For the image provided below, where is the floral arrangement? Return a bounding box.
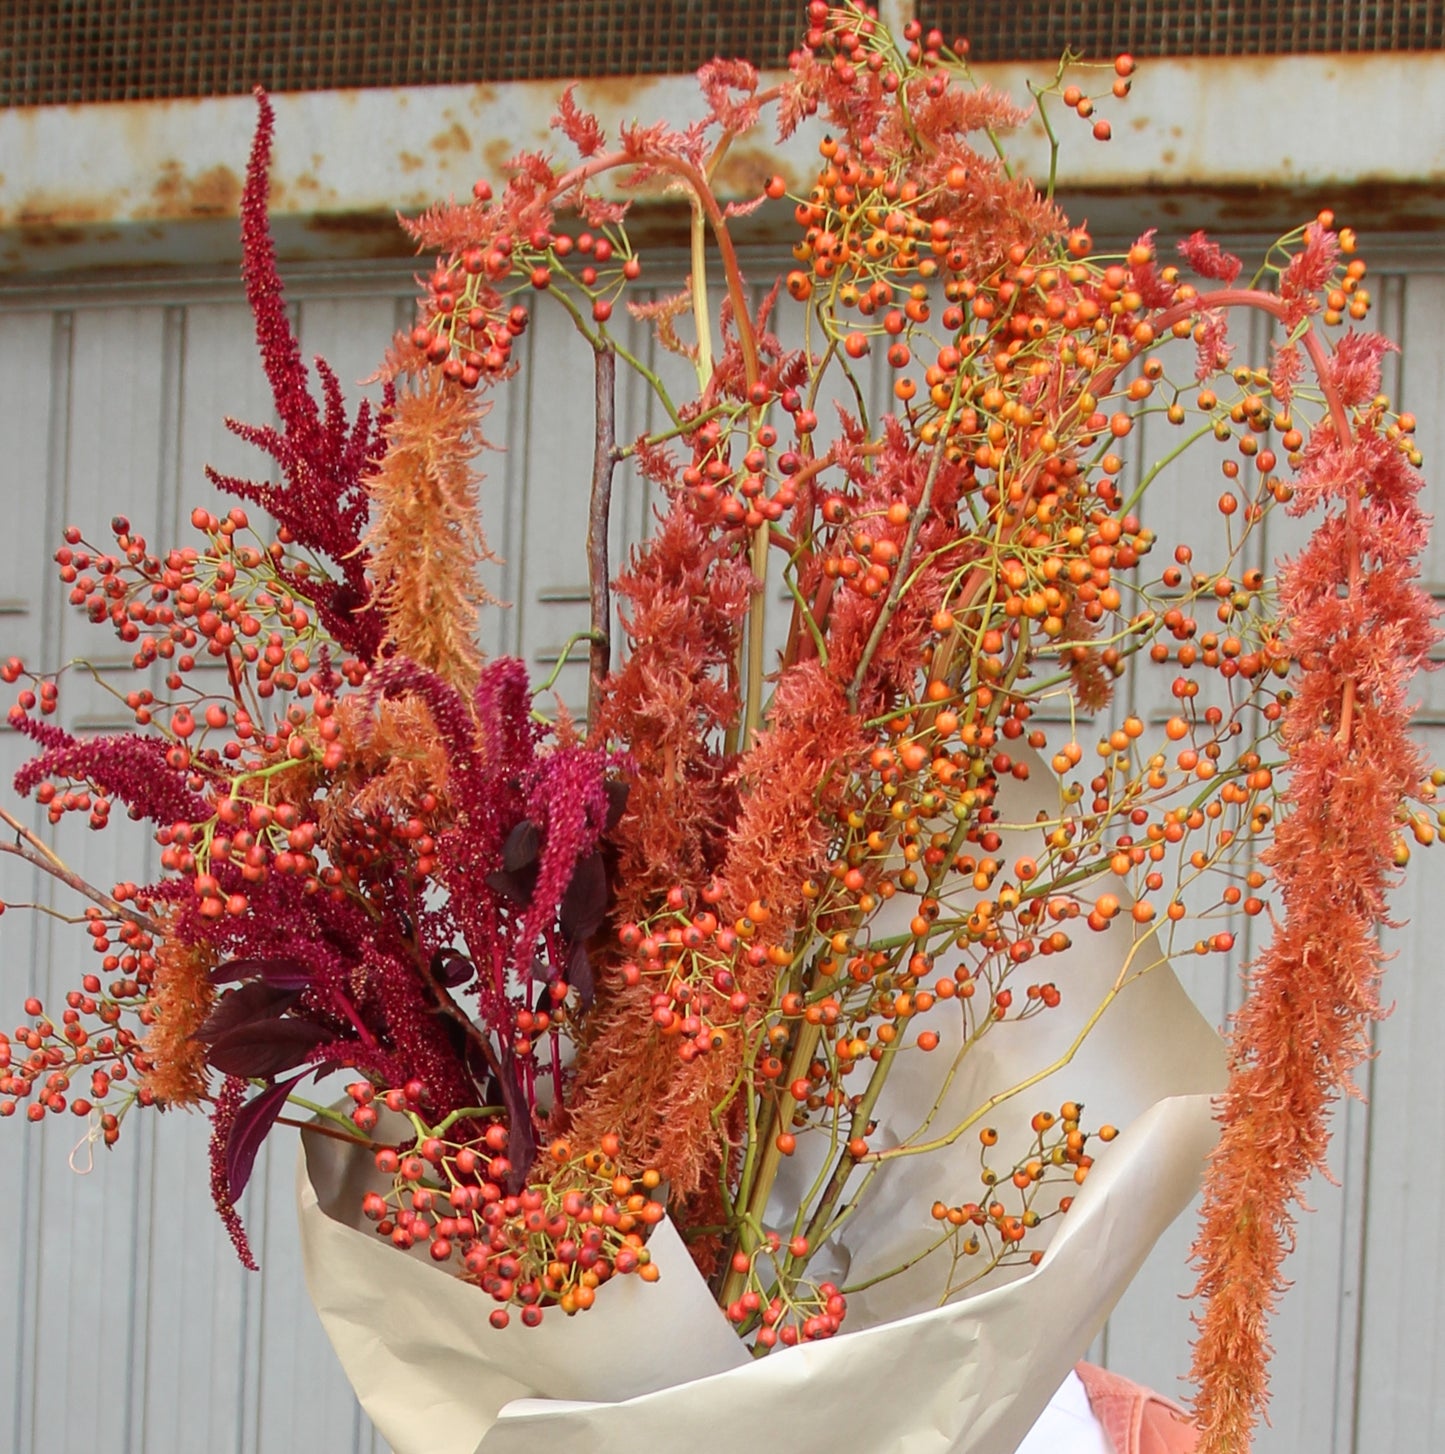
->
[0,6,1438,1450]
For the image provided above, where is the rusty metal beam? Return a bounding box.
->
[2,54,1443,276]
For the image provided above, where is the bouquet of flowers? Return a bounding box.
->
[1,6,1438,1451]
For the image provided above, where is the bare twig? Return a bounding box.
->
[846,424,953,713]
[588,343,618,725]
[0,806,164,936]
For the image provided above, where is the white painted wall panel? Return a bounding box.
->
[0,245,1441,1453]
[1354,758,1445,1452]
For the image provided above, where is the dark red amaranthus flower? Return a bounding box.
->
[11,717,209,827]
[207,90,392,664]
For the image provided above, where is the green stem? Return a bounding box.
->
[534,630,605,696]
[1120,419,1217,518]
[717,1017,824,1309]
[284,1095,358,1132]
[690,202,715,390]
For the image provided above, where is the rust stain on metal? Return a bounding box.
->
[15,220,94,249]
[303,208,411,247]
[1210,178,1445,232]
[482,137,515,179]
[1,191,123,248]
[570,74,658,110]
[12,218,125,253]
[710,143,797,199]
[1065,177,1445,235]
[142,161,242,220]
[431,120,473,155]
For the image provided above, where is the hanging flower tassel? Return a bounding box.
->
[1189,341,1440,1450]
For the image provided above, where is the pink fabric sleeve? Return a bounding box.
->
[1073,1361,1201,1454]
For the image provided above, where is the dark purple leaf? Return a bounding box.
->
[432,950,475,988]
[502,819,541,873]
[604,778,630,830]
[226,1072,306,1201]
[210,956,316,990]
[486,865,539,906]
[567,941,595,1011]
[559,852,608,941]
[206,1018,332,1078]
[487,819,542,905]
[496,1051,537,1194]
[194,982,300,1044]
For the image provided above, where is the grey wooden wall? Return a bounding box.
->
[1,247,1440,1452]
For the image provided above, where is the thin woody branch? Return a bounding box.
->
[0,806,163,937]
[588,342,618,725]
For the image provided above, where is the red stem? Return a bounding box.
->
[543,150,761,386]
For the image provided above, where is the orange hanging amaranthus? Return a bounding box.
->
[1188,299,1439,1450]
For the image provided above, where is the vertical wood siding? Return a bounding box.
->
[1,249,1440,1451]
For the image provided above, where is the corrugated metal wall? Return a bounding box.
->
[1,247,1441,1452]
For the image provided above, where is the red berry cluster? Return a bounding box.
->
[350,1084,662,1325]
[928,1104,1117,1283]
[616,890,765,1064]
[0,926,158,1132]
[677,406,812,534]
[724,1230,848,1348]
[15,509,443,922]
[526,226,642,325]
[52,513,324,688]
[408,241,531,389]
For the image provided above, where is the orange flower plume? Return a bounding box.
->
[364,369,499,695]
[1190,399,1439,1450]
[140,906,218,1108]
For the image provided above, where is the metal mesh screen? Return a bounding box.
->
[0,0,800,107]
[919,0,1443,60]
[3,1,1441,108]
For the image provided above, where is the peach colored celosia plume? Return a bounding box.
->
[559,502,750,1202]
[140,905,218,1108]
[363,370,498,695]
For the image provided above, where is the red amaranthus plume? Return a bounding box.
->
[1189,400,1439,1451]
[208,1075,259,1270]
[209,90,392,664]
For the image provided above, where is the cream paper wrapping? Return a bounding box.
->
[297,754,1227,1453]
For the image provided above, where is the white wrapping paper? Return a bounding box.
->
[297,755,1227,1453]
